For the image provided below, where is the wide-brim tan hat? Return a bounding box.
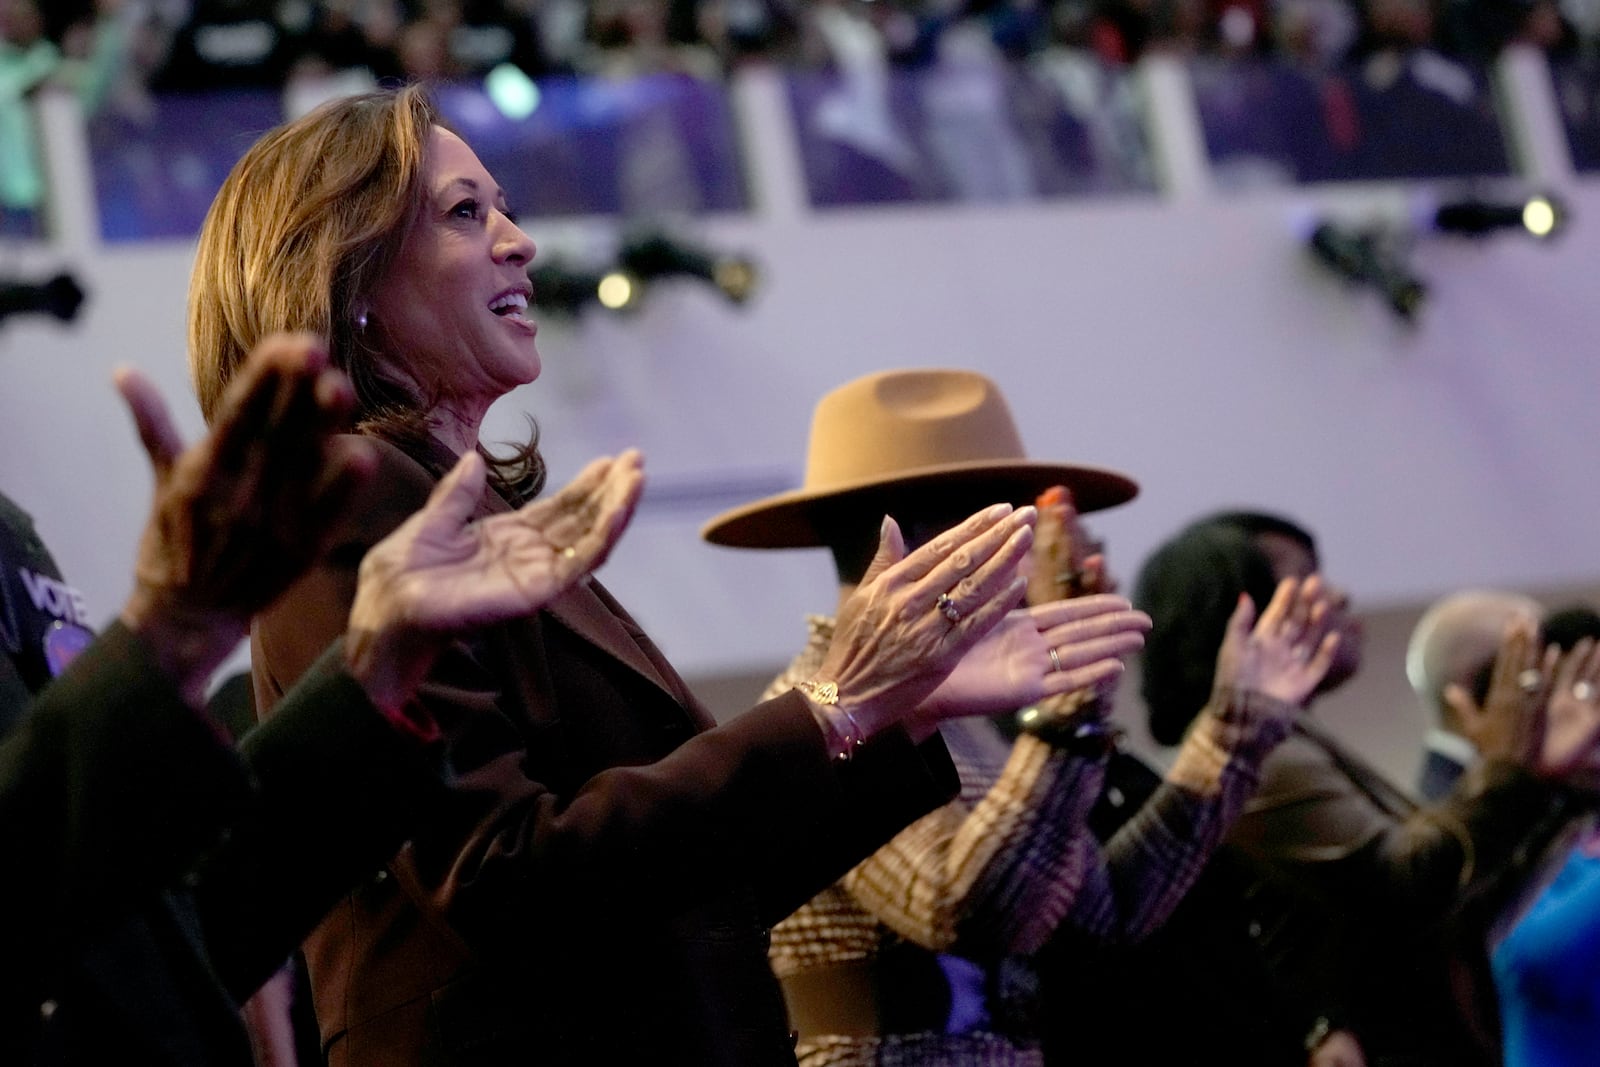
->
[702,368,1138,549]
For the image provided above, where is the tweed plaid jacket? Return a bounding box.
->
[766,616,1297,1067]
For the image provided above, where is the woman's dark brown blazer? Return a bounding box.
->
[251,436,959,1066]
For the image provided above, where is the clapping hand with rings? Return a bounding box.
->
[917,594,1151,719]
[808,504,1039,743]
[346,448,644,713]
[1211,575,1343,709]
[1529,636,1600,780]
[1465,621,1559,766]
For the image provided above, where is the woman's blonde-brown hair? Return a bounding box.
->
[188,84,543,500]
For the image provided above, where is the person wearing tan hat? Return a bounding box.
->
[703,368,1344,1066]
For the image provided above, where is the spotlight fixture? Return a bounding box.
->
[528,231,758,318]
[1307,223,1427,322]
[529,260,642,317]
[0,273,86,326]
[617,231,759,304]
[1432,193,1568,240]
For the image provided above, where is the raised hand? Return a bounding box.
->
[117,333,373,703]
[917,595,1149,720]
[345,448,644,715]
[1465,621,1556,765]
[1026,485,1112,607]
[810,505,1036,741]
[1532,637,1600,779]
[351,448,642,634]
[1213,576,1342,708]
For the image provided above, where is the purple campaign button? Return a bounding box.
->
[43,621,94,676]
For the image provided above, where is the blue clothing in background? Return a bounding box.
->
[1493,848,1600,1067]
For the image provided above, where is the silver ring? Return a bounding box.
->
[1049,648,1062,673]
[1293,646,1310,663]
[1575,681,1597,703]
[1518,668,1544,694]
[936,593,962,624]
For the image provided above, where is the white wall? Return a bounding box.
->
[3,57,1599,786]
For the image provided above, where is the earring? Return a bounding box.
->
[356,308,369,330]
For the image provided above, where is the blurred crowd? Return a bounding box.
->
[0,0,1590,228]
[1,0,1591,114]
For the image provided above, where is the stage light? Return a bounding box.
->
[0,273,86,326]
[1523,196,1558,238]
[530,261,613,316]
[596,271,639,311]
[529,231,758,318]
[530,260,643,316]
[617,231,759,304]
[486,63,540,120]
[1307,223,1427,322]
[1432,193,1567,240]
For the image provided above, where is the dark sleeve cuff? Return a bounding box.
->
[44,621,251,912]
[196,638,447,998]
[723,692,959,922]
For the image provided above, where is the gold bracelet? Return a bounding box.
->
[796,679,838,705]
[797,680,863,762]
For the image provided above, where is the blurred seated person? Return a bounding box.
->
[693,0,803,70]
[1069,511,1587,1067]
[154,0,301,91]
[1406,589,1543,800]
[298,0,404,79]
[582,0,722,78]
[703,370,1341,1066]
[407,0,551,80]
[1441,0,1574,58]
[0,333,643,1064]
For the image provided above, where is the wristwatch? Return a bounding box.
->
[1016,701,1122,758]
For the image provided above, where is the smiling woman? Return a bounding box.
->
[363,128,541,455]
[188,90,547,502]
[181,85,1074,1067]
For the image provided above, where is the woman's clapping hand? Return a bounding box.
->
[1213,576,1343,709]
[346,448,644,715]
[808,505,1036,741]
[916,595,1149,721]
